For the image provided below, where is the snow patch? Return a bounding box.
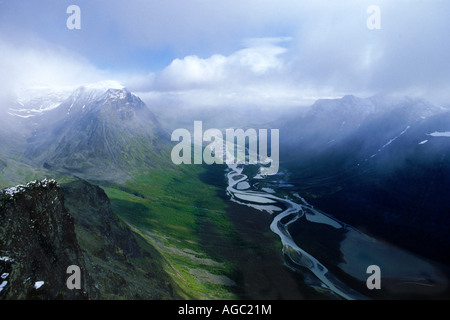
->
[0,257,14,262]
[34,281,45,289]
[12,86,73,117]
[7,112,35,119]
[1,179,58,199]
[370,126,410,159]
[428,131,450,137]
[381,126,410,149]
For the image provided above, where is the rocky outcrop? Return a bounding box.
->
[0,178,179,300]
[62,179,178,299]
[0,179,89,299]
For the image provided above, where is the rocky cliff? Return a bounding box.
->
[62,179,178,299]
[0,178,179,300]
[0,179,89,299]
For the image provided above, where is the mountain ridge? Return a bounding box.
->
[279,94,450,264]
[19,84,170,183]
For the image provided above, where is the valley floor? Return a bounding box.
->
[103,163,327,299]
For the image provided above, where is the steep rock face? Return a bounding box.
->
[61,179,179,299]
[0,179,89,299]
[0,178,179,300]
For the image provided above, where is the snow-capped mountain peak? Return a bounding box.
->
[7,80,126,119]
[69,81,126,102]
[9,86,74,118]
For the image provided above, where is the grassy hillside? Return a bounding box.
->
[102,164,241,299]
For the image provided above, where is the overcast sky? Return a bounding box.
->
[0,0,449,108]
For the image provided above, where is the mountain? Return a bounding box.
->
[281,94,448,176]
[0,178,180,300]
[0,82,186,300]
[279,95,450,264]
[61,179,179,299]
[282,94,445,157]
[20,83,169,182]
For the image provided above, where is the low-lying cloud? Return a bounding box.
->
[0,40,107,98]
[130,38,335,109]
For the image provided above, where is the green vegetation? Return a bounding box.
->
[0,146,243,299]
[103,164,240,299]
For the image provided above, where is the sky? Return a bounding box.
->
[0,0,449,108]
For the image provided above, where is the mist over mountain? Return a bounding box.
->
[0,82,170,183]
[2,0,450,303]
[279,94,450,264]
[0,83,184,300]
[1,82,449,300]
[282,94,446,155]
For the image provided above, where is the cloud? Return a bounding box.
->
[1,1,450,107]
[129,38,314,109]
[0,39,109,100]
[155,55,227,90]
[120,1,450,108]
[154,44,286,90]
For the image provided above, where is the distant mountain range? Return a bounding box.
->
[279,94,450,264]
